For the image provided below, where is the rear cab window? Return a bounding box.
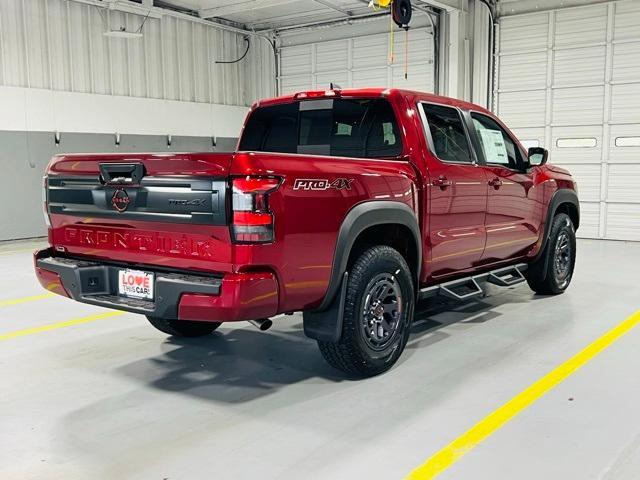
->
[238,97,402,159]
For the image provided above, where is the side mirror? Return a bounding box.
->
[528,147,548,167]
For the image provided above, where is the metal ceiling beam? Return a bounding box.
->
[73,0,163,18]
[199,0,301,19]
[498,0,608,16]
[265,10,385,33]
[68,0,266,37]
[312,0,353,17]
[269,6,440,34]
[414,0,461,12]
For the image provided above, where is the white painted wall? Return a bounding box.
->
[0,86,249,139]
[0,0,273,139]
[0,0,274,106]
[438,0,492,107]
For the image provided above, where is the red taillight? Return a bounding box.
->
[233,211,273,226]
[231,176,281,243]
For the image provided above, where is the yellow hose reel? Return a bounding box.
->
[368,0,412,78]
[368,0,392,10]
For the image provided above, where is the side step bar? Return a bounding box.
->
[419,264,528,301]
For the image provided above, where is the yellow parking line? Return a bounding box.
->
[0,292,55,308]
[0,311,126,341]
[0,247,42,255]
[406,309,640,480]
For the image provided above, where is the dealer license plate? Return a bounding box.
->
[118,269,154,300]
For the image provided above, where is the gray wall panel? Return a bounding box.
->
[57,133,123,153]
[168,136,216,152]
[0,131,41,241]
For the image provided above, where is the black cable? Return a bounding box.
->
[215,38,251,64]
[95,4,106,24]
[136,9,153,33]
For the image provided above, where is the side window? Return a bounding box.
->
[420,103,473,163]
[470,112,521,169]
[330,98,402,158]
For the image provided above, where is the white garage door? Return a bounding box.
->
[278,18,435,95]
[497,0,640,241]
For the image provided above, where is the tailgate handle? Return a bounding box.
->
[99,163,145,185]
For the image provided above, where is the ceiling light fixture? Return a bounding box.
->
[103,28,143,38]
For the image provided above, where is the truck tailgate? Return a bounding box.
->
[46,153,234,273]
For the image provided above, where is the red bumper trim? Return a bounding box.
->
[178,272,278,322]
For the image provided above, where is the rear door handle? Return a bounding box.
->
[432,176,453,189]
[489,177,503,189]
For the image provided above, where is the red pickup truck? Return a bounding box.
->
[35,88,579,377]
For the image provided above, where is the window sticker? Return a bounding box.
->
[335,123,353,135]
[382,122,396,145]
[480,129,509,164]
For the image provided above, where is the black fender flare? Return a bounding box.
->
[303,201,421,342]
[534,188,580,264]
[531,188,580,278]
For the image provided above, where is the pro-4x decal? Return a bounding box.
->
[293,178,354,191]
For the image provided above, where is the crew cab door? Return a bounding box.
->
[465,111,541,264]
[417,102,488,280]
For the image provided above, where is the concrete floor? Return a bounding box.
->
[1,238,639,480]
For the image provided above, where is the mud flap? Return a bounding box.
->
[303,272,348,342]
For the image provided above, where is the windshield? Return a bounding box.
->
[238,98,402,159]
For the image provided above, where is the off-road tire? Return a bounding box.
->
[146,316,221,337]
[525,212,576,295]
[318,245,414,377]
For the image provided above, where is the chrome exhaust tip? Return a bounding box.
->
[249,318,273,331]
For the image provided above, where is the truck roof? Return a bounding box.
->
[254,87,491,115]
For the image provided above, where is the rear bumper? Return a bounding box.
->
[34,249,278,322]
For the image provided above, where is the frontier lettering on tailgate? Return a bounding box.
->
[63,227,215,258]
